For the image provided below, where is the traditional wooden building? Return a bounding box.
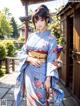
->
[58,2,80,102]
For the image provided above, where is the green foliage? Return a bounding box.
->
[3,7,12,19]
[3,40,15,56]
[0,67,5,77]
[0,69,4,77]
[0,42,6,60]
[57,36,65,46]
[0,42,6,76]
[0,41,6,76]
[10,17,19,38]
[49,15,61,35]
[49,15,64,46]
[0,61,6,77]
[0,12,13,38]
[0,40,15,77]
[18,35,25,43]
[48,5,65,46]
[17,36,24,48]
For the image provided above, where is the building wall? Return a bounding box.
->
[59,3,80,101]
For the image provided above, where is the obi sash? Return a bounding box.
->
[28,50,48,62]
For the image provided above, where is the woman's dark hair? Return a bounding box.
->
[32,5,50,26]
[39,5,49,13]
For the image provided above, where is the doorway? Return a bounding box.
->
[66,16,73,90]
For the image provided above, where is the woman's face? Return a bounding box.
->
[35,17,47,32]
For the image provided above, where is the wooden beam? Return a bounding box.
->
[24,3,28,43]
[21,0,54,5]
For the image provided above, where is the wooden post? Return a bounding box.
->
[12,59,15,71]
[5,57,15,73]
[24,3,28,43]
[5,58,9,74]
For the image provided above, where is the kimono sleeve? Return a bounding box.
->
[17,33,33,61]
[46,36,57,76]
[17,42,28,62]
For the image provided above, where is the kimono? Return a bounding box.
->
[14,30,64,106]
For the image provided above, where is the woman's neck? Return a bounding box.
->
[37,27,48,33]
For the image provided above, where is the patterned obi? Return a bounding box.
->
[28,50,48,62]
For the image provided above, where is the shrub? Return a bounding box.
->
[0,42,6,60]
[0,68,5,77]
[0,42,6,76]
[3,40,15,56]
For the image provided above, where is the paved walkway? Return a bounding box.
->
[0,70,80,106]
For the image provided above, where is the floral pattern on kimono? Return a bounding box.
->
[14,31,64,106]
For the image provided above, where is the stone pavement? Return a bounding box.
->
[0,70,80,106]
[0,71,19,106]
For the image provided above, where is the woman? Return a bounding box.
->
[14,5,64,106]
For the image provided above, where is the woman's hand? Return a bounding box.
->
[27,56,42,67]
[44,77,51,93]
[53,61,59,67]
[53,61,61,68]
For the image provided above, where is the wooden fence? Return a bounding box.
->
[5,57,17,73]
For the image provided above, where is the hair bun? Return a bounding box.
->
[39,5,51,23]
[32,4,51,26]
[39,5,49,13]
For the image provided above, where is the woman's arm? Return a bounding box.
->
[46,36,57,76]
[45,36,57,92]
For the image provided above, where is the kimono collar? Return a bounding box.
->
[36,30,51,37]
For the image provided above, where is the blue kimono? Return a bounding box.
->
[14,30,64,106]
